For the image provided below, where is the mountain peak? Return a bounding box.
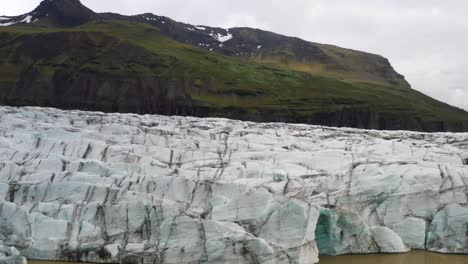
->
[28,0,97,27]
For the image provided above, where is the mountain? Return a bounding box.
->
[0,0,97,27]
[0,0,467,132]
[1,0,410,87]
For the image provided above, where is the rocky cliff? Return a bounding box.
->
[0,106,467,263]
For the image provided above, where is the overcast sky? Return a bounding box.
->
[4,0,468,111]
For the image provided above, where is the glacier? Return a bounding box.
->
[0,106,467,264]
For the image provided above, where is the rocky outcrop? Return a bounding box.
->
[0,0,97,28]
[0,106,467,263]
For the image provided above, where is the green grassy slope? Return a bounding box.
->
[248,49,407,88]
[0,20,467,131]
[224,28,409,87]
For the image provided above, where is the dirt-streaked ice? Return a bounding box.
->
[0,106,467,263]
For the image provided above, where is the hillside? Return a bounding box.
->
[0,0,410,87]
[0,0,467,131]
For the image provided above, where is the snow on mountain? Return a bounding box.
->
[0,106,467,263]
[0,20,18,27]
[0,15,38,27]
[209,30,233,43]
[21,15,33,23]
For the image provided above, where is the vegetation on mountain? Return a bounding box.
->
[0,0,467,131]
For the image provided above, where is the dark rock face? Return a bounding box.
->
[4,79,468,133]
[19,0,97,27]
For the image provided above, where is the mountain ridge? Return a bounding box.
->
[0,0,467,132]
[0,0,409,87]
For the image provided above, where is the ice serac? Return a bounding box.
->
[0,244,27,264]
[0,106,321,263]
[0,106,467,263]
[370,227,409,253]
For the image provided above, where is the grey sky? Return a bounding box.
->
[4,0,468,111]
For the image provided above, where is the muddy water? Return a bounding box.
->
[319,250,468,264]
[29,261,91,264]
[29,262,86,264]
[28,251,468,264]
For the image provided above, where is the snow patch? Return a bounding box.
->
[21,15,33,24]
[257,45,262,49]
[0,14,38,27]
[209,30,233,43]
[0,20,17,27]
[195,26,206,30]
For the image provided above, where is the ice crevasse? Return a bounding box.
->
[0,106,467,263]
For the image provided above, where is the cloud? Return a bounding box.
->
[2,0,468,111]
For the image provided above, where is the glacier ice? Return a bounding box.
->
[0,106,467,263]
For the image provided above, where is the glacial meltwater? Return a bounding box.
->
[319,251,468,264]
[28,251,468,264]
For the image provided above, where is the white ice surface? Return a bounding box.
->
[0,106,466,263]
